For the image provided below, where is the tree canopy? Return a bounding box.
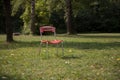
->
[0,0,120,36]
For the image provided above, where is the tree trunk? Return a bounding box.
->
[3,0,13,42]
[30,0,35,35]
[65,0,74,34]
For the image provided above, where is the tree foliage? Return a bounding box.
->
[12,0,36,35]
[1,0,120,35]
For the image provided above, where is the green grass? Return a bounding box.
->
[0,33,120,80]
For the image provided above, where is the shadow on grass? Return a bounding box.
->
[59,34,120,38]
[0,40,120,50]
[79,35,120,38]
[64,41,120,49]
[0,74,23,80]
[61,55,82,59]
[0,41,39,50]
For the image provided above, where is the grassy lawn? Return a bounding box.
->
[0,33,120,80]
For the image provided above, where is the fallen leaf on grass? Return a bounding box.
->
[116,58,120,61]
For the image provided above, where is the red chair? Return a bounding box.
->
[39,26,64,56]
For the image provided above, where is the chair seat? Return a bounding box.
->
[41,40,48,43]
[48,40,63,44]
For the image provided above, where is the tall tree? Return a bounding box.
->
[30,0,35,34]
[3,0,14,42]
[47,0,74,34]
[0,0,5,34]
[65,0,74,34]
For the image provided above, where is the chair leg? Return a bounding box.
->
[56,44,59,56]
[39,42,42,54]
[46,42,49,57]
[61,42,64,56]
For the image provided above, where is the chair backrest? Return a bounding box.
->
[40,26,55,33]
[40,26,56,40]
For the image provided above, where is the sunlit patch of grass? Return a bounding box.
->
[0,34,120,80]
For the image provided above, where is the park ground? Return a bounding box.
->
[0,33,120,80]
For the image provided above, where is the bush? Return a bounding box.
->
[74,4,120,33]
